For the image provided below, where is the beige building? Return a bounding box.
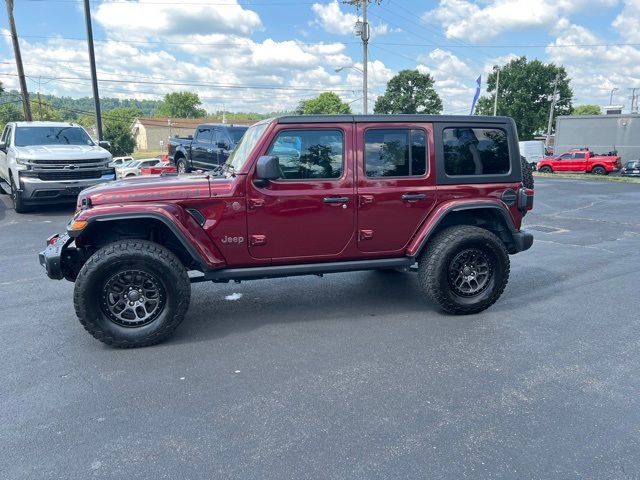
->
[131,117,208,151]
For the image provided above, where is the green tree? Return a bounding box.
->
[572,104,601,116]
[30,99,62,121]
[156,91,206,118]
[475,57,573,140]
[102,107,140,156]
[296,92,352,115]
[0,102,24,130]
[374,70,442,114]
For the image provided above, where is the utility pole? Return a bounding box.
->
[546,73,560,146]
[630,88,639,114]
[492,65,500,116]
[5,0,32,120]
[361,0,369,114]
[83,0,103,140]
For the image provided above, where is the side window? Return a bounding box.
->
[574,153,586,159]
[195,127,212,144]
[267,129,343,180]
[214,129,228,147]
[365,128,427,177]
[443,127,510,176]
[559,154,571,160]
[5,126,12,146]
[0,126,8,144]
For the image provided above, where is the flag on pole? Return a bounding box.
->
[470,75,481,115]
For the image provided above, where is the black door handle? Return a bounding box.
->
[401,193,428,201]
[323,196,350,204]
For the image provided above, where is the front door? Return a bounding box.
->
[191,126,214,169]
[246,124,355,261]
[356,123,437,254]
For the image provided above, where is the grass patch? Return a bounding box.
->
[132,149,164,160]
[533,172,640,184]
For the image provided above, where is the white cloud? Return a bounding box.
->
[94,0,262,39]
[311,1,391,37]
[423,0,618,42]
[612,0,640,42]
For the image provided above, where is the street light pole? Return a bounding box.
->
[609,87,618,105]
[492,65,500,116]
[546,74,560,146]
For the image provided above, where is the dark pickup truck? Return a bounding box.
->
[168,123,248,174]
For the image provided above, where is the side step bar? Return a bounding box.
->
[191,257,416,283]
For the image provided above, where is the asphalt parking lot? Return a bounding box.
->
[1,177,639,480]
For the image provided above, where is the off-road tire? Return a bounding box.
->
[539,165,553,174]
[520,155,534,189]
[418,225,510,315]
[10,176,29,213]
[73,240,191,348]
[176,158,189,174]
[592,166,607,175]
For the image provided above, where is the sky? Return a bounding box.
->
[0,0,638,116]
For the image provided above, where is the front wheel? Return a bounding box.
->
[418,226,510,315]
[73,240,191,348]
[10,176,29,213]
[538,166,553,174]
[592,166,607,175]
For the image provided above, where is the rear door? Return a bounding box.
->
[356,123,437,254]
[191,126,214,169]
[0,125,10,180]
[246,123,355,261]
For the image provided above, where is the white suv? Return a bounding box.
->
[0,122,114,212]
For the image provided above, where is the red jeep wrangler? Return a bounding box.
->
[39,115,534,348]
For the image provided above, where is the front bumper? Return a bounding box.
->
[19,171,115,203]
[512,229,534,253]
[39,234,73,280]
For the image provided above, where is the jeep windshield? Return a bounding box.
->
[15,126,95,147]
[226,120,270,172]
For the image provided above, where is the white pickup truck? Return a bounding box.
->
[0,121,115,213]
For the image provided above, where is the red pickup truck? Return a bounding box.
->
[537,149,621,175]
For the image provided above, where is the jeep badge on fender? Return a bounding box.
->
[38,115,534,348]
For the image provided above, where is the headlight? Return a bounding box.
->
[15,157,29,165]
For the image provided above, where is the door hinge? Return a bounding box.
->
[359,229,374,240]
[250,234,267,246]
[248,198,265,209]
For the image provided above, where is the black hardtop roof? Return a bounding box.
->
[276,114,513,124]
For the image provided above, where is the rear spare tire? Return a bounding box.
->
[73,240,191,348]
[520,155,534,189]
[418,226,510,315]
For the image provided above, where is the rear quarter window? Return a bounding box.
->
[443,127,510,176]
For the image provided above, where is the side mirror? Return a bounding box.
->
[217,141,229,150]
[0,141,6,152]
[255,155,280,183]
[98,140,111,149]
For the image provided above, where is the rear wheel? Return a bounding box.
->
[418,226,510,314]
[176,158,189,174]
[592,166,607,175]
[539,165,553,174]
[73,240,191,348]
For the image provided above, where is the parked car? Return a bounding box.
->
[110,156,134,167]
[40,114,534,348]
[537,148,621,175]
[518,140,545,170]
[168,123,249,174]
[139,160,176,176]
[115,158,159,179]
[620,160,640,177]
[0,121,114,213]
